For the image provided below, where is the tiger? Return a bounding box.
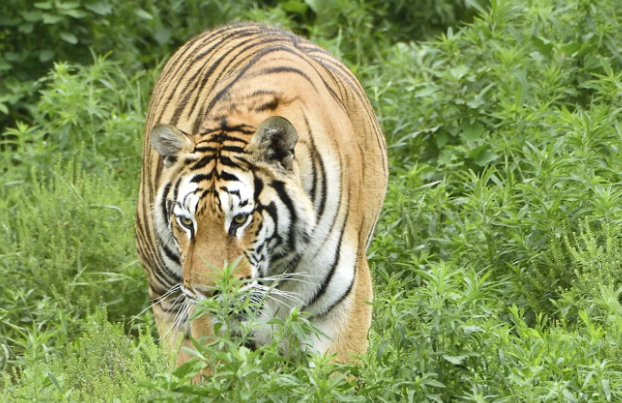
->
[135,22,388,365]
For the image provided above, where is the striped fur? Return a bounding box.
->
[136,23,388,363]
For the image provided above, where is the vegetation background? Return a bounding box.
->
[2,0,622,401]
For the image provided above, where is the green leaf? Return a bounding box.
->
[39,50,55,62]
[134,9,153,20]
[59,1,80,9]
[449,65,469,79]
[34,2,53,9]
[4,52,21,62]
[18,23,34,34]
[436,131,450,149]
[85,1,112,15]
[21,11,43,22]
[0,59,11,71]
[0,103,8,115]
[422,379,446,388]
[474,150,498,166]
[415,85,438,98]
[0,17,18,27]
[260,354,284,367]
[460,122,486,141]
[531,36,554,57]
[467,144,487,159]
[462,325,483,334]
[42,13,64,24]
[561,41,581,55]
[47,372,63,393]
[64,9,89,19]
[281,0,308,14]
[602,379,611,401]
[304,0,320,12]
[59,32,78,44]
[443,355,467,365]
[154,27,172,45]
[172,359,202,379]
[463,0,486,14]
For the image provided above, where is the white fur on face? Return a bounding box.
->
[218,173,255,237]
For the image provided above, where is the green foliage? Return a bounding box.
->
[3,0,622,401]
[0,0,477,133]
[0,0,260,131]
[0,160,147,371]
[3,308,166,402]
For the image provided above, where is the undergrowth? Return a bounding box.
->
[2,0,622,401]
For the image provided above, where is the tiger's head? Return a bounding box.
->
[150,116,316,313]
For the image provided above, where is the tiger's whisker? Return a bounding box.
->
[254,286,304,304]
[260,277,315,286]
[130,284,182,324]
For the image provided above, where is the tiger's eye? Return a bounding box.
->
[233,214,248,225]
[179,216,193,228]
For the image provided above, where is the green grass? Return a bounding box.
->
[2,0,622,401]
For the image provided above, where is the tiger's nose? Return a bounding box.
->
[194,285,217,298]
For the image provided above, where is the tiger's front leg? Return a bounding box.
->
[152,303,196,367]
[308,256,374,363]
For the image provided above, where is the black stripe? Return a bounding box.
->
[205,45,303,114]
[191,173,213,183]
[193,146,218,153]
[305,222,346,307]
[160,182,172,226]
[306,190,350,308]
[247,66,318,92]
[259,202,279,239]
[172,177,182,202]
[255,98,280,112]
[158,26,259,123]
[302,116,317,207]
[136,220,168,286]
[137,227,178,287]
[148,283,171,301]
[270,180,297,250]
[159,24,253,86]
[170,31,265,126]
[137,216,165,288]
[253,175,264,201]
[158,237,181,266]
[233,156,252,170]
[271,253,302,280]
[219,155,244,169]
[306,119,327,219]
[218,125,256,135]
[191,155,215,170]
[199,133,250,143]
[314,250,360,318]
[218,171,239,182]
[315,277,354,319]
[247,89,280,99]
[317,58,388,173]
[221,145,247,153]
[189,37,288,133]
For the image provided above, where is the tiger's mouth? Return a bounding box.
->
[180,283,264,319]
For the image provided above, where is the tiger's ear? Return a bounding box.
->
[251,116,298,171]
[151,124,193,167]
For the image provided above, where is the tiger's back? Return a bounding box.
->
[137,23,387,362]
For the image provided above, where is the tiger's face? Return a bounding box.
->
[151,116,316,309]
